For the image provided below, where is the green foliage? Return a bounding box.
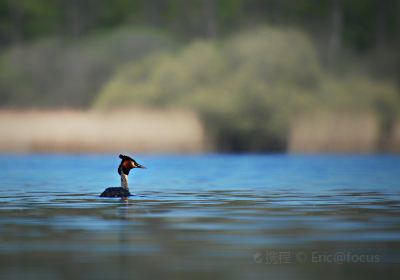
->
[317,74,400,147]
[0,27,173,107]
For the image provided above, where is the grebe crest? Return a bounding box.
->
[100,154,145,198]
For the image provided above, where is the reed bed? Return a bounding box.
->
[0,109,206,153]
[288,112,380,153]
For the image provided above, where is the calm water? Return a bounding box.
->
[0,154,399,280]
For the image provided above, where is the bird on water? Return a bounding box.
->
[100,154,145,198]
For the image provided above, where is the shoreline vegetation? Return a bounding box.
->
[0,109,206,153]
[92,28,400,152]
[0,109,398,153]
[0,27,399,153]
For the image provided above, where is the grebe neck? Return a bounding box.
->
[120,173,129,190]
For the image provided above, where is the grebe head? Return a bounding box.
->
[118,154,145,175]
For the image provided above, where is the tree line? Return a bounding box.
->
[0,0,398,53]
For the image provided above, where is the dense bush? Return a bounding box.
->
[95,28,327,150]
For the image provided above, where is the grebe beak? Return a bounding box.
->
[136,164,146,169]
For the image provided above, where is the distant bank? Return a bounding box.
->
[0,110,398,153]
[289,112,400,153]
[0,109,206,153]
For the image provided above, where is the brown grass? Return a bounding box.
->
[288,112,380,153]
[387,121,400,152]
[0,109,207,153]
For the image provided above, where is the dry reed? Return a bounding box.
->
[288,112,380,153]
[0,109,206,153]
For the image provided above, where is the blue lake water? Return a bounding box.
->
[0,154,399,279]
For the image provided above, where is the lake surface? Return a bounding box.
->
[0,154,399,280]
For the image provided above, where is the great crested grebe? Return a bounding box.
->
[100,154,145,197]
